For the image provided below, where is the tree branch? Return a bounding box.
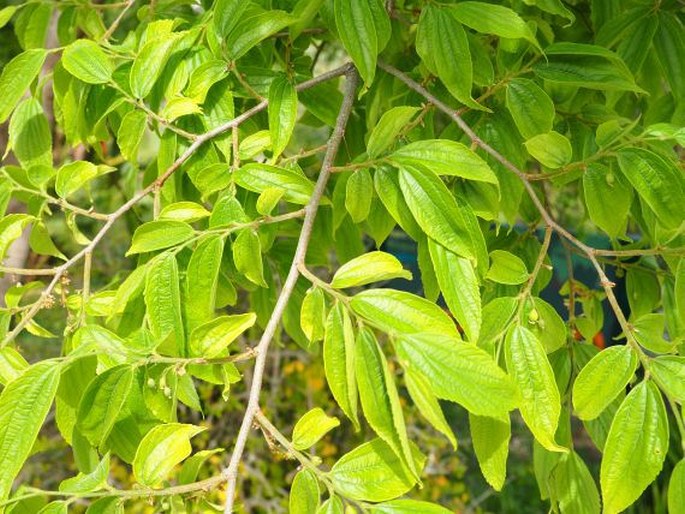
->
[1,64,352,347]
[221,69,360,514]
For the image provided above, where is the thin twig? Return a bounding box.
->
[1,64,351,348]
[221,69,360,514]
[101,0,135,41]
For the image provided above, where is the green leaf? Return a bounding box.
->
[573,345,638,420]
[117,109,147,162]
[235,163,316,205]
[395,333,517,417]
[127,220,194,255]
[654,12,685,100]
[600,381,669,514]
[300,287,326,343]
[451,2,540,50]
[521,298,567,354]
[59,453,110,493]
[8,98,52,169]
[290,469,320,514]
[583,163,632,239]
[160,96,201,122]
[486,250,529,285]
[323,303,359,430]
[0,49,47,123]
[0,6,17,30]
[178,448,223,485]
[268,74,297,158]
[185,236,224,330]
[350,288,458,338]
[367,106,420,158]
[0,361,61,503]
[533,43,643,92]
[329,438,425,502]
[334,0,378,87]
[524,131,573,169]
[416,5,481,110]
[370,500,453,514]
[292,408,340,450]
[398,165,477,262]
[505,78,555,139]
[331,251,412,289]
[0,214,33,262]
[213,0,249,38]
[390,140,498,185]
[405,369,457,449]
[553,451,601,514]
[256,188,284,216]
[130,35,180,99]
[77,366,133,447]
[189,313,256,358]
[651,356,685,402]
[316,496,344,514]
[185,60,228,103]
[356,328,418,479]
[233,229,266,287]
[505,325,565,452]
[62,39,113,84]
[469,413,510,491]
[225,7,293,60]
[159,202,210,223]
[617,148,685,230]
[238,130,272,161]
[0,347,29,386]
[55,161,115,199]
[669,460,685,514]
[133,423,205,488]
[345,168,373,223]
[374,166,422,239]
[522,0,574,24]
[428,240,481,342]
[144,253,185,356]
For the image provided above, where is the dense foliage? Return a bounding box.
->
[0,0,684,513]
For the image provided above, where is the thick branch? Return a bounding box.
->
[1,64,352,347]
[221,69,360,514]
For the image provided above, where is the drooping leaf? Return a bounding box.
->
[292,408,340,451]
[405,369,457,449]
[55,161,115,199]
[233,229,266,287]
[524,131,573,169]
[334,0,380,87]
[370,500,453,514]
[0,49,47,123]
[350,288,458,338]
[185,236,224,330]
[117,109,147,163]
[62,39,113,84]
[669,460,685,514]
[189,313,256,358]
[600,381,669,514]
[323,303,359,430]
[300,287,326,343]
[553,451,601,514]
[8,98,52,169]
[469,413,511,491]
[235,163,316,205]
[505,325,565,452]
[268,74,298,158]
[224,7,293,60]
[59,453,110,493]
[127,221,194,255]
[0,214,34,262]
[583,163,632,239]
[0,361,61,503]
[331,251,412,289]
[329,438,425,502]
[416,5,481,110]
[132,423,205,488]
[130,35,180,99]
[395,333,517,417]
[144,253,186,356]
[367,106,420,158]
[650,356,685,402]
[617,148,685,230]
[77,366,134,448]
[486,250,529,285]
[345,168,373,223]
[289,469,320,514]
[398,165,477,262]
[427,240,481,342]
[389,139,498,185]
[573,345,638,420]
[505,78,555,139]
[356,328,418,478]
